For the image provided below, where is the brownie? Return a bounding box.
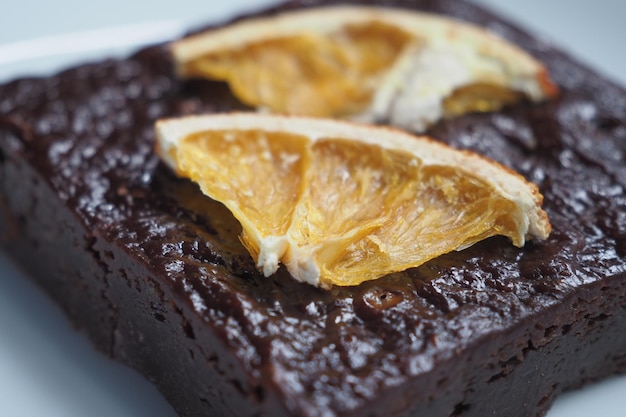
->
[0,0,625,416]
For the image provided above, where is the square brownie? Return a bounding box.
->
[0,1,625,417]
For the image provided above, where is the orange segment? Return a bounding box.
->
[443,83,524,117]
[171,6,558,131]
[183,21,413,117]
[176,130,308,235]
[156,113,551,288]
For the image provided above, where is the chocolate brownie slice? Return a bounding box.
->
[0,1,625,417]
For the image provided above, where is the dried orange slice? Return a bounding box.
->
[171,6,557,132]
[156,113,550,288]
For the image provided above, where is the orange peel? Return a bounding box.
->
[171,6,558,131]
[156,113,550,288]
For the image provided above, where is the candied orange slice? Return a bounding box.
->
[156,113,550,288]
[171,6,558,132]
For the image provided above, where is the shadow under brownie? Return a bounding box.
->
[0,0,625,416]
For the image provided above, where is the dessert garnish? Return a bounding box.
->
[171,6,558,132]
[155,113,551,288]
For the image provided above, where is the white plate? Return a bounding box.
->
[0,1,624,416]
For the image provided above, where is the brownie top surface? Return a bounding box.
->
[1,0,625,415]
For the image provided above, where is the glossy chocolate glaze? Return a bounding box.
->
[0,0,625,416]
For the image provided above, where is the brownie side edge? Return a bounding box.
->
[0,128,290,417]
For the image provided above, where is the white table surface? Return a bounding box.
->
[0,1,624,416]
